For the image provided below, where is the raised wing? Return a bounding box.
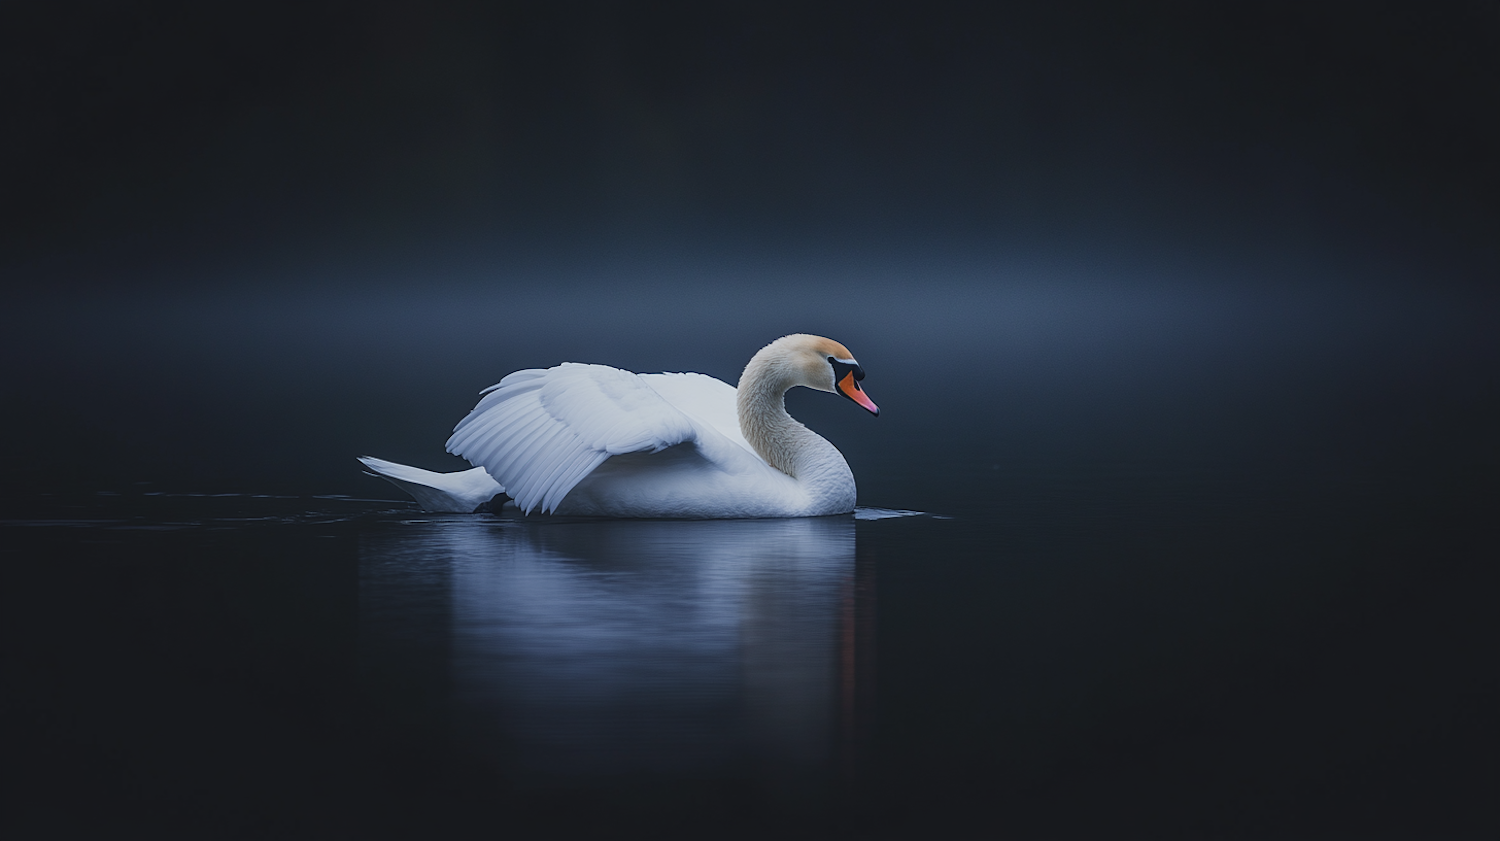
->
[446,363,700,514]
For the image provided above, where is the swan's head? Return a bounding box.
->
[750,334,880,416]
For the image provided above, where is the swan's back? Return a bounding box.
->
[640,373,759,462]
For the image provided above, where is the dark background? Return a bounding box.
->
[5,2,1499,269]
[4,2,1497,502]
[4,3,1499,839]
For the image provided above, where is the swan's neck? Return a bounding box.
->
[736,354,848,486]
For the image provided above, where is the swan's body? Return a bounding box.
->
[360,334,879,519]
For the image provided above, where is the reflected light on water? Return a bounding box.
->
[359,515,874,787]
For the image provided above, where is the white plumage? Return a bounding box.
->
[362,334,879,519]
[356,456,501,513]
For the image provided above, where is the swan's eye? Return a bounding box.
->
[828,356,866,381]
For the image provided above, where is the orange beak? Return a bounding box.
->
[838,371,880,416]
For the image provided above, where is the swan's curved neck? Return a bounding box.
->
[736,351,840,482]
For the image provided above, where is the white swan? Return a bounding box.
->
[360,334,879,518]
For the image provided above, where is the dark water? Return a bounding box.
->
[5,439,1495,839]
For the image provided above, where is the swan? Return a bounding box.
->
[359,334,879,518]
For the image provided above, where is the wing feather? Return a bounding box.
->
[466,402,541,465]
[490,413,554,478]
[525,427,583,505]
[446,362,701,514]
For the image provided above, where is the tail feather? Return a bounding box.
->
[358,456,506,513]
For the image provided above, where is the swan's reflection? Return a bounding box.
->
[359,515,871,784]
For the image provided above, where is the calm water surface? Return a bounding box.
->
[5,446,1494,839]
